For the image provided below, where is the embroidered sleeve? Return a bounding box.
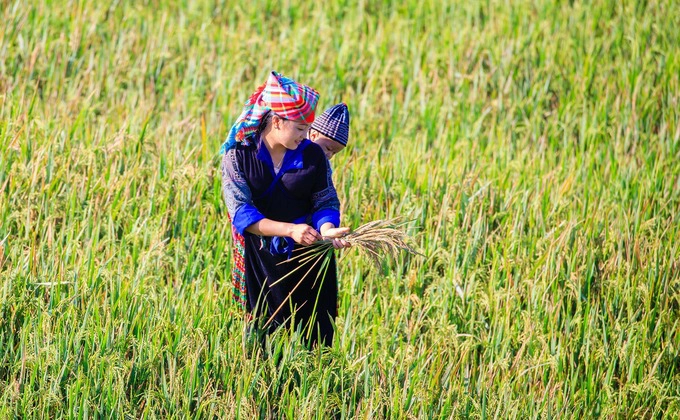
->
[221,150,265,234]
[310,157,341,230]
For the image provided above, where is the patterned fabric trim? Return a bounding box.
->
[231,225,248,310]
[311,164,340,213]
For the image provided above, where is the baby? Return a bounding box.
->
[308,103,350,160]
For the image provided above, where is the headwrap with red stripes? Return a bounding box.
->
[221,71,319,153]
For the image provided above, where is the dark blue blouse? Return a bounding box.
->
[221,138,341,236]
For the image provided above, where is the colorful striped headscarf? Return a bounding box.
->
[220,71,320,154]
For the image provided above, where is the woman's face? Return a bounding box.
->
[273,115,310,150]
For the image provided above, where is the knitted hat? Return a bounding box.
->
[310,103,350,146]
[221,71,320,153]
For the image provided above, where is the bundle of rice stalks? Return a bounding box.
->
[331,218,421,268]
[277,217,420,274]
[265,218,421,327]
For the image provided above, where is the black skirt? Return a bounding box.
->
[244,233,338,347]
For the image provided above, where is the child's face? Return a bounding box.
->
[309,131,345,159]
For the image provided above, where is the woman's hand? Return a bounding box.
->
[289,224,322,246]
[320,226,352,249]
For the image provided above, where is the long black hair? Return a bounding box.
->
[255,110,274,138]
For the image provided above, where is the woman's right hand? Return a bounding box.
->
[289,224,322,246]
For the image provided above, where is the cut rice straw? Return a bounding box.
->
[265,218,420,327]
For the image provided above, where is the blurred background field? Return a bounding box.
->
[1,0,679,417]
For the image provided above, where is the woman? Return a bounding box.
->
[229,102,352,311]
[221,71,349,347]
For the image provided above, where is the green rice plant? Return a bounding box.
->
[1,0,679,416]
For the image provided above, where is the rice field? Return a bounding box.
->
[1,0,679,417]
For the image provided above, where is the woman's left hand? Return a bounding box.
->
[320,226,352,249]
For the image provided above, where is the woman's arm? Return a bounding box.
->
[309,159,341,225]
[309,152,351,248]
[247,219,321,246]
